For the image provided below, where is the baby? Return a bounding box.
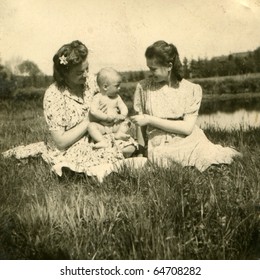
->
[88,67,130,148]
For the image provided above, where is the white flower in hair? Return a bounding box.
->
[59,55,68,65]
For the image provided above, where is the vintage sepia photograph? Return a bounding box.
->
[0,0,260,263]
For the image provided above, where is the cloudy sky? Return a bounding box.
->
[1,0,260,75]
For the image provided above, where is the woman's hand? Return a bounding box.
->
[130,114,151,126]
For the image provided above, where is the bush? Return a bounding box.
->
[13,87,45,101]
[0,79,17,98]
[0,64,17,98]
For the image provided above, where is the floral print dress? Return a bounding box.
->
[2,74,140,181]
[134,78,241,171]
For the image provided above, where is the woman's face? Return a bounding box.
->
[65,59,89,86]
[146,58,171,82]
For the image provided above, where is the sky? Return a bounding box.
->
[1,0,260,75]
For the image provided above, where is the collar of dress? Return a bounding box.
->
[63,90,84,104]
[62,81,90,104]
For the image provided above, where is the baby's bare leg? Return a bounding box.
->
[88,122,108,148]
[114,121,131,140]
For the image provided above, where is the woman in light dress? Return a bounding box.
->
[130,40,241,171]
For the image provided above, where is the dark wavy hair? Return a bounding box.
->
[145,40,183,82]
[52,40,88,88]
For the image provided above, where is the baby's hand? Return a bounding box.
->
[114,114,126,123]
[106,114,117,122]
[117,114,126,121]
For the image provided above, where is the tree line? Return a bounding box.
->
[183,46,260,78]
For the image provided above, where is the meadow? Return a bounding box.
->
[0,96,259,260]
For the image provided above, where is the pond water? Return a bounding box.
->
[197,109,259,130]
[197,96,260,130]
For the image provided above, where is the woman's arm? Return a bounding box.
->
[43,84,109,150]
[51,103,107,150]
[149,114,197,135]
[51,119,89,150]
[130,114,198,136]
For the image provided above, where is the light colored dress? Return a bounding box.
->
[134,78,241,171]
[2,74,143,182]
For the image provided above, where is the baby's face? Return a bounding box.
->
[105,76,121,98]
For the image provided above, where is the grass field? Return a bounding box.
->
[0,98,260,260]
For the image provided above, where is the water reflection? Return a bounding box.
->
[198,97,260,130]
[197,109,259,130]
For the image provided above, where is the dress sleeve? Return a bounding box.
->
[184,83,202,116]
[133,82,144,114]
[43,85,67,131]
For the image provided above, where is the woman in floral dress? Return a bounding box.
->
[3,40,141,181]
[43,40,141,180]
[130,40,241,171]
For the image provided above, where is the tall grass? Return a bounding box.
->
[0,99,259,260]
